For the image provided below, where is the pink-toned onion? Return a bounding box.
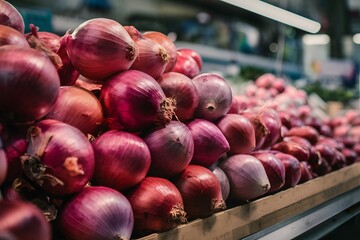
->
[187,119,229,167]
[241,111,269,150]
[0,25,29,47]
[177,48,203,70]
[0,137,7,186]
[271,141,310,161]
[172,50,200,78]
[273,152,301,189]
[210,166,230,201]
[0,0,25,33]
[299,161,313,183]
[219,154,270,201]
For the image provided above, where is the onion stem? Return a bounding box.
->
[170,204,187,224]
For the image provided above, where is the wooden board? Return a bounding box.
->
[138,163,360,240]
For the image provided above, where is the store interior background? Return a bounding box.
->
[8,0,360,109]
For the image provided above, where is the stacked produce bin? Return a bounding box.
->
[1,1,360,239]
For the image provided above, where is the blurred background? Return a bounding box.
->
[8,0,360,108]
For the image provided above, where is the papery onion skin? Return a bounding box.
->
[143,121,194,178]
[273,152,301,189]
[66,18,137,80]
[157,72,199,121]
[92,130,151,191]
[0,45,60,122]
[216,114,256,154]
[100,70,176,133]
[251,152,285,193]
[0,137,7,186]
[45,86,103,135]
[219,154,270,202]
[211,166,230,201]
[58,186,134,240]
[173,165,226,220]
[193,73,233,121]
[0,25,29,47]
[187,119,229,167]
[241,111,269,150]
[143,31,178,73]
[126,177,187,236]
[36,31,61,53]
[21,119,95,197]
[0,0,25,33]
[0,200,51,240]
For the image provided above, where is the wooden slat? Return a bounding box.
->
[137,163,360,240]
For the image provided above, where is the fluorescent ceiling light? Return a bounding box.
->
[302,34,330,45]
[353,33,360,44]
[220,0,321,33]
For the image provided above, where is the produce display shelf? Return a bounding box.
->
[138,163,360,240]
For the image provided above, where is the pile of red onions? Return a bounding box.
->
[0,0,25,33]
[21,119,95,197]
[173,165,226,220]
[58,186,134,240]
[193,73,233,121]
[0,45,60,122]
[92,130,151,191]
[100,70,176,133]
[142,121,194,178]
[126,177,187,236]
[66,18,138,80]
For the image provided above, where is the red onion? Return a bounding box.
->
[193,73,232,121]
[241,111,269,150]
[0,137,7,186]
[0,45,60,122]
[187,119,229,167]
[272,141,310,161]
[126,177,187,235]
[173,165,226,220]
[342,148,358,165]
[36,31,61,53]
[0,200,51,240]
[299,161,313,183]
[273,152,301,189]
[216,114,256,154]
[211,166,230,201]
[313,157,332,176]
[0,25,29,47]
[332,150,346,170]
[314,143,336,166]
[142,121,194,178]
[143,31,177,72]
[251,152,285,193]
[219,154,270,201]
[126,26,170,79]
[21,120,95,197]
[100,70,176,133]
[283,136,318,162]
[333,124,351,137]
[177,48,203,70]
[349,126,360,141]
[45,86,103,135]
[66,18,137,81]
[172,50,200,78]
[157,72,199,121]
[92,130,151,191]
[285,126,319,145]
[255,73,276,89]
[0,0,25,33]
[318,136,344,151]
[58,186,134,240]
[260,108,282,149]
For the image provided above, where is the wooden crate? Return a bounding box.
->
[138,163,360,240]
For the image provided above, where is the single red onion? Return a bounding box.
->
[0,137,7,186]
[66,18,137,81]
[177,48,203,70]
[299,161,313,183]
[284,126,319,145]
[157,72,199,121]
[273,152,301,189]
[21,119,95,197]
[58,186,134,240]
[0,200,51,240]
[36,31,61,53]
[216,114,256,154]
[172,50,200,78]
[45,86,103,135]
[187,119,229,167]
[342,148,358,165]
[251,151,285,193]
[142,121,194,178]
[126,177,187,236]
[283,136,318,162]
[332,150,347,170]
[0,45,60,122]
[333,124,351,138]
[126,26,170,79]
[313,157,332,176]
[143,31,177,72]
[0,25,29,47]
[260,108,282,149]
[173,165,226,220]
[0,0,25,33]
[100,70,176,133]
[348,126,360,141]
[210,166,230,201]
[271,141,310,161]
[193,73,232,121]
[314,143,337,166]
[255,73,276,89]
[219,154,270,201]
[241,111,269,150]
[317,136,344,151]
[92,130,151,191]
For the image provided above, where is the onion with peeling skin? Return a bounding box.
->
[0,0,25,33]
[219,154,270,202]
